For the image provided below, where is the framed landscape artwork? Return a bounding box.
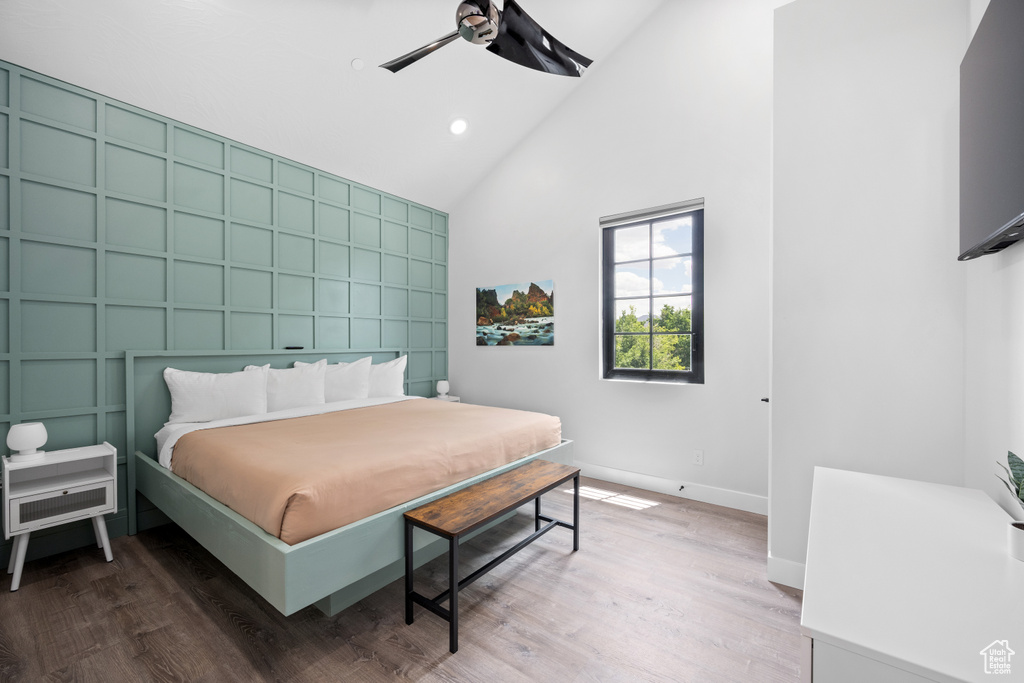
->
[476,280,554,346]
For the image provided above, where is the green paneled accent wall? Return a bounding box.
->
[0,61,449,563]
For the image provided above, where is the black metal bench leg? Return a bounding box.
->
[535,496,541,531]
[405,518,414,625]
[573,474,580,551]
[449,536,459,653]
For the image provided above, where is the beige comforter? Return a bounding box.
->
[171,399,561,544]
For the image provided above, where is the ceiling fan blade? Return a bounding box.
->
[380,30,460,73]
[486,0,593,77]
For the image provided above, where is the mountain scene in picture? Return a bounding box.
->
[476,281,554,346]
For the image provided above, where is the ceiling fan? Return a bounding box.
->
[380,0,593,77]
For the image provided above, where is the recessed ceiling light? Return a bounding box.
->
[449,118,468,135]
[351,58,365,71]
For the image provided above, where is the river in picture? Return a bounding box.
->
[476,316,554,346]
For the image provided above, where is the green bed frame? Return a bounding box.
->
[125,350,573,616]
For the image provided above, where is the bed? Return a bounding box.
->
[126,349,573,616]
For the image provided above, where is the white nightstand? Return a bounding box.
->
[432,396,461,403]
[2,442,117,591]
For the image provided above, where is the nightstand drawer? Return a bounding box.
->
[7,480,115,534]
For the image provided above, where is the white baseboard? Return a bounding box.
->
[576,461,769,515]
[767,553,805,590]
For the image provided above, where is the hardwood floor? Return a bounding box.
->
[0,478,803,682]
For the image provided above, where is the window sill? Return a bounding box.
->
[601,376,705,386]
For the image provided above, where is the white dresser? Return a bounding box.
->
[802,467,1024,682]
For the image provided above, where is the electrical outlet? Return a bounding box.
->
[693,449,704,466]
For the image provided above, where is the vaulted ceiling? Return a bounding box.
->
[0,0,664,209]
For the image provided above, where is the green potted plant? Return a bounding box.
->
[997,451,1024,561]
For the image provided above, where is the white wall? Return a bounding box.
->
[963,235,1024,518]
[770,0,968,586]
[969,0,991,38]
[959,0,1024,521]
[960,0,1024,522]
[448,0,780,512]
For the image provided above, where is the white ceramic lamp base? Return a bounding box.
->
[9,450,45,463]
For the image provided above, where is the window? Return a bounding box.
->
[601,200,704,383]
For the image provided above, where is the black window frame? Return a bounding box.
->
[601,205,704,384]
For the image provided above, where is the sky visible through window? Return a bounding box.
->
[613,216,693,319]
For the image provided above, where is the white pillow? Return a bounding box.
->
[163,366,268,424]
[244,359,327,412]
[294,357,372,401]
[369,356,407,397]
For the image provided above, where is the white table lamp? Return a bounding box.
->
[7,422,47,462]
[436,380,450,398]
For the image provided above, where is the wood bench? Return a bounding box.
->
[403,459,581,653]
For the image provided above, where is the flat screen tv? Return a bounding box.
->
[960,0,1024,261]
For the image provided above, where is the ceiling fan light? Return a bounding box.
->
[450,118,468,135]
[456,1,500,44]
